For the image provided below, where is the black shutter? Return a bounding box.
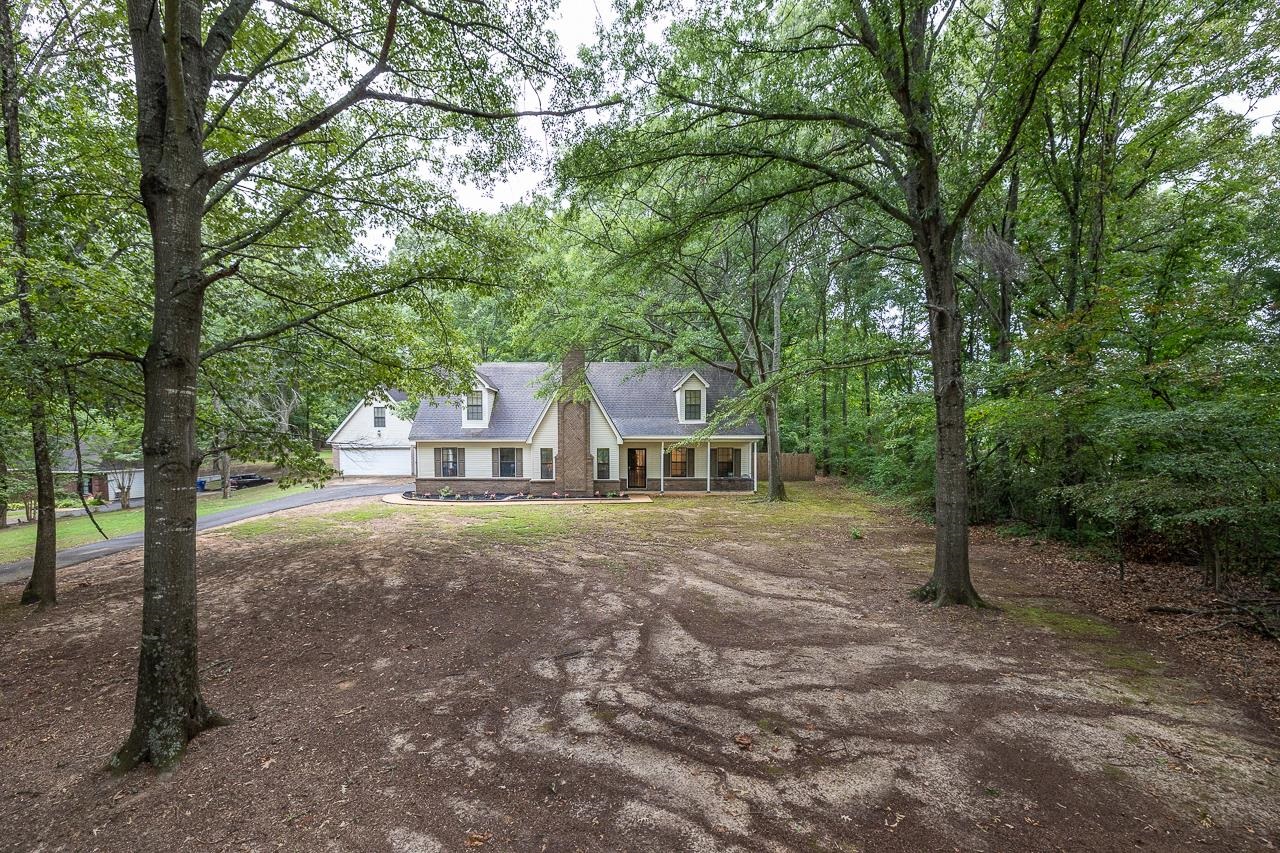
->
[492,447,500,477]
[732,448,741,477]
[663,450,671,477]
[457,448,465,477]
[434,447,442,477]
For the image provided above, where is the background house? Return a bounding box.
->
[54,447,145,505]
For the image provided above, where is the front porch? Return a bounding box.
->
[621,439,757,493]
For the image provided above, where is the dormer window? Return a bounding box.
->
[673,370,710,424]
[684,389,702,422]
[466,391,483,421]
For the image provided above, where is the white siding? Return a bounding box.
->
[588,400,620,480]
[622,441,754,486]
[621,442,661,486]
[331,396,413,448]
[415,442,529,479]
[108,469,145,502]
[529,402,557,480]
[675,376,708,423]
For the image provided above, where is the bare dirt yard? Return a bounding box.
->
[2,482,1277,852]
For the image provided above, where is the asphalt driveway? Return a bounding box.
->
[0,481,405,584]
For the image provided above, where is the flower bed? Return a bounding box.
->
[401,491,629,503]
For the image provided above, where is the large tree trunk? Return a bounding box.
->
[18,403,56,606]
[112,0,225,759]
[0,446,8,528]
[112,185,224,769]
[818,276,829,476]
[763,389,786,502]
[914,233,983,607]
[2,0,57,606]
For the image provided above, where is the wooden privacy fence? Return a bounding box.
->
[756,452,816,482]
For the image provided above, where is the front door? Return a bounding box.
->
[627,448,647,489]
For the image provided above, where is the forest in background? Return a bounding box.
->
[0,0,1276,766]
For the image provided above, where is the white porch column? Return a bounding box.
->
[659,441,665,493]
[751,440,758,492]
[706,441,712,492]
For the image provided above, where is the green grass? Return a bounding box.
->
[1003,601,1119,639]
[326,504,401,523]
[456,506,574,544]
[0,483,314,563]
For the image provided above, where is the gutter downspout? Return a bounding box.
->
[706,441,711,493]
[659,440,664,493]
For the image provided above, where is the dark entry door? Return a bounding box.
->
[627,448,647,489]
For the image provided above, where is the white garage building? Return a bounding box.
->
[327,390,415,477]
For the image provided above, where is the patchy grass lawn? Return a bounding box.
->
[1,482,1277,852]
[0,483,314,563]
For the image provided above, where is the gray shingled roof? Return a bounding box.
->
[408,362,554,441]
[408,361,763,442]
[587,362,763,438]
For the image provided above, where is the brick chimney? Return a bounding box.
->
[556,347,592,496]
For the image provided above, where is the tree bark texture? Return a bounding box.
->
[2,0,57,606]
[764,390,786,502]
[112,0,227,769]
[914,232,982,607]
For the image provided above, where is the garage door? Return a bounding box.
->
[336,447,411,476]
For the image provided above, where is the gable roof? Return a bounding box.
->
[671,369,710,391]
[327,388,409,444]
[408,362,553,441]
[407,361,763,442]
[587,362,761,438]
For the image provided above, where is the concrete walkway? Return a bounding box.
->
[0,481,406,585]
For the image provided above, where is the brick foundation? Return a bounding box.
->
[414,478,558,496]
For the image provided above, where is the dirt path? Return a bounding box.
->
[1,484,1276,852]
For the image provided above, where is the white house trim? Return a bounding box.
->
[587,385,624,445]
[623,434,766,441]
[328,392,409,447]
[524,397,557,443]
[327,400,368,445]
[462,384,495,430]
[671,369,710,392]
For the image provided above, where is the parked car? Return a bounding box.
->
[228,473,273,490]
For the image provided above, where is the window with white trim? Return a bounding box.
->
[540,447,554,480]
[596,447,610,480]
[466,391,483,421]
[373,406,386,428]
[683,389,702,421]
